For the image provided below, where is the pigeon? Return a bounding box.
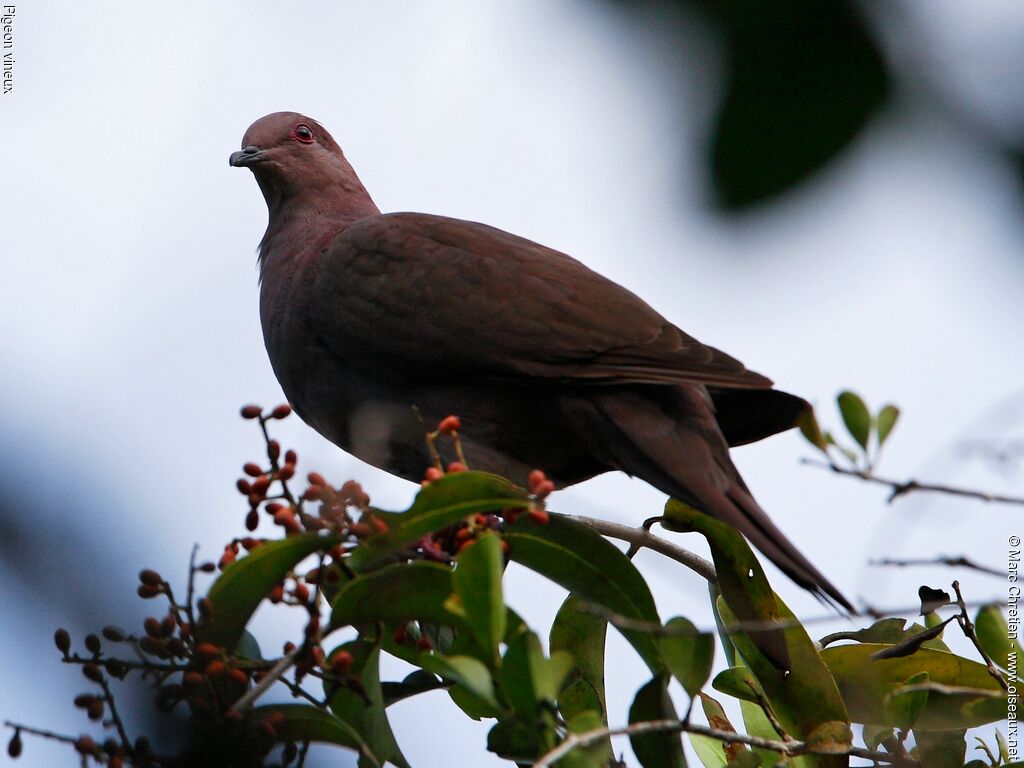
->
[230,111,851,611]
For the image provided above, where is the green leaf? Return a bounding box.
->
[503,512,663,673]
[453,532,506,667]
[418,654,502,717]
[198,533,337,649]
[329,561,468,634]
[550,594,609,725]
[837,391,871,450]
[976,603,1021,671]
[346,471,530,571]
[738,699,804,768]
[664,499,788,671]
[883,671,929,731]
[688,733,729,767]
[250,704,375,764]
[716,595,849,767]
[700,693,747,765]
[915,730,966,768]
[560,710,614,768]
[711,666,763,702]
[805,721,853,755]
[660,617,714,698]
[875,404,900,447]
[819,643,1007,728]
[798,409,829,454]
[500,628,574,718]
[325,640,410,768]
[628,675,687,768]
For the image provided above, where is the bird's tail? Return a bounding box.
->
[581,388,854,613]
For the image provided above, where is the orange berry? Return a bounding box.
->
[424,466,443,482]
[228,667,249,686]
[527,469,547,493]
[307,472,326,487]
[331,650,354,676]
[195,642,221,659]
[205,660,227,678]
[528,508,550,525]
[447,461,467,473]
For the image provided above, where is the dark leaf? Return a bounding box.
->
[628,675,687,768]
[918,585,952,615]
[486,717,543,762]
[381,670,446,707]
[250,704,374,764]
[870,616,956,660]
[707,0,889,208]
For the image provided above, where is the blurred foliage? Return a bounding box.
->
[612,0,889,209]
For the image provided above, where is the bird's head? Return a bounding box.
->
[230,112,372,214]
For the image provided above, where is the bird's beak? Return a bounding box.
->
[229,145,263,167]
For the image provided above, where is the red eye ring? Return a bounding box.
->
[293,124,315,144]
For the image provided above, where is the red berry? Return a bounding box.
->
[228,667,249,686]
[138,584,161,599]
[271,404,292,419]
[183,672,204,688]
[245,509,259,531]
[528,507,550,525]
[438,415,461,434]
[269,584,285,603]
[8,730,22,758]
[86,698,104,720]
[292,583,310,602]
[83,663,103,683]
[527,469,547,494]
[139,569,162,586]
[143,617,161,637]
[236,478,252,495]
[205,660,227,678]
[240,404,262,419]
[243,462,262,477]
[279,464,295,480]
[73,735,96,756]
[424,466,443,482]
[447,461,467,473]
[331,650,354,676]
[534,480,555,499]
[417,636,432,651]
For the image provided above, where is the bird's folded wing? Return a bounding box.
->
[310,212,772,389]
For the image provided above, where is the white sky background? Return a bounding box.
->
[2,1,1022,766]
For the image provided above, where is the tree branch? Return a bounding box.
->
[800,458,1024,506]
[533,719,914,767]
[871,556,1003,578]
[565,515,717,582]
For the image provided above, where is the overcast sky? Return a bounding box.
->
[2,2,1022,766]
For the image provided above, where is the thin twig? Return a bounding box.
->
[230,645,301,712]
[952,580,1009,691]
[3,721,80,748]
[565,515,717,582]
[532,719,913,767]
[581,598,1005,638]
[801,458,1024,506]
[871,556,1003,578]
[96,674,132,750]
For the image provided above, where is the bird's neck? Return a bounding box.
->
[256,157,381,273]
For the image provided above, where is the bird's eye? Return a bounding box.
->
[294,124,314,144]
